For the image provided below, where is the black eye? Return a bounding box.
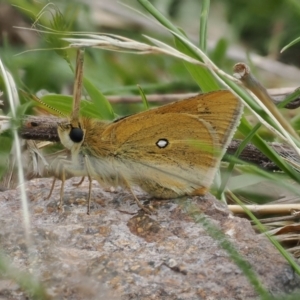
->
[69,127,84,143]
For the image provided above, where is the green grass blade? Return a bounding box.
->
[175,39,220,91]
[199,0,210,51]
[137,0,219,92]
[183,200,269,298]
[83,77,115,120]
[210,38,228,66]
[0,252,50,300]
[137,85,149,110]
[278,88,300,109]
[137,0,182,36]
[281,36,300,53]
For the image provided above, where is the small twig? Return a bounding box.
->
[21,116,63,142]
[229,204,300,215]
[250,212,300,224]
[103,88,300,108]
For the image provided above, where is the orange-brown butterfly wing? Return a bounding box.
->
[99,113,218,197]
[84,90,242,197]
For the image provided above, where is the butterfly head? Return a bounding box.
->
[57,121,86,153]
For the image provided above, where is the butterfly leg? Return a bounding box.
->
[83,155,97,215]
[87,175,92,215]
[45,154,67,201]
[57,159,92,214]
[84,155,93,215]
[45,156,68,210]
[73,176,85,187]
[125,184,154,215]
[58,165,66,210]
[47,155,87,211]
[44,177,56,200]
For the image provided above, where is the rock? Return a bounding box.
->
[0,177,299,299]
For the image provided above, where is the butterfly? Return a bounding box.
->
[49,90,242,214]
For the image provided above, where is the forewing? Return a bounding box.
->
[101,113,219,193]
[91,90,242,195]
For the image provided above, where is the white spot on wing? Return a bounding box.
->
[156,139,168,148]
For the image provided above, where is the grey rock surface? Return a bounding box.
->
[0,177,299,299]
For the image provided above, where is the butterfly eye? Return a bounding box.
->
[69,127,84,143]
[156,139,168,148]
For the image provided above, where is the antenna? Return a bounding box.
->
[20,89,68,118]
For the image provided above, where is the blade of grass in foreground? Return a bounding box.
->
[182,200,269,299]
[0,253,50,300]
